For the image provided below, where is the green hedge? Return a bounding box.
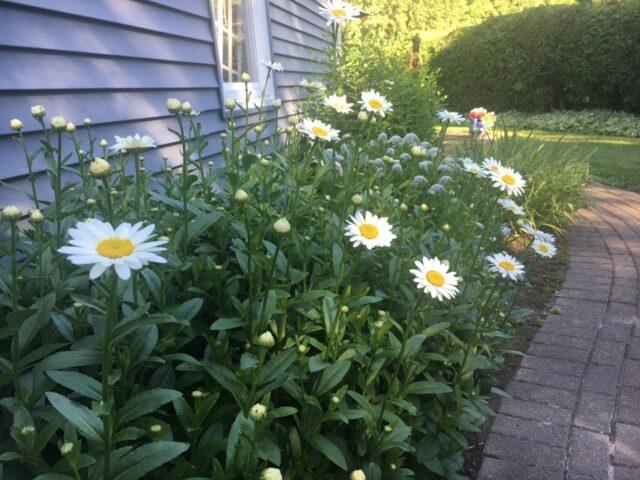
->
[432,1,640,112]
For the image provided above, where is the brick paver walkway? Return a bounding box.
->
[479,184,640,480]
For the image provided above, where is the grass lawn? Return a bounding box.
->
[441,126,640,193]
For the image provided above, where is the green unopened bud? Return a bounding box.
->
[2,205,22,221]
[254,125,263,134]
[350,470,366,480]
[86,198,96,206]
[10,119,23,131]
[51,116,67,130]
[234,189,249,203]
[89,157,111,178]
[273,98,282,108]
[273,217,291,234]
[83,118,92,125]
[99,139,108,148]
[260,468,282,480]
[410,145,424,158]
[420,203,429,212]
[442,223,451,232]
[66,122,76,132]
[21,426,35,435]
[249,403,268,421]
[256,331,275,348]
[59,442,73,455]
[357,111,368,123]
[29,208,44,223]
[181,101,192,113]
[150,424,162,433]
[166,98,181,113]
[331,395,340,404]
[340,305,349,313]
[351,194,363,206]
[400,203,409,212]
[241,72,250,82]
[224,99,236,110]
[31,105,46,118]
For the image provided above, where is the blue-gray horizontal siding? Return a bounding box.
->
[0,0,329,209]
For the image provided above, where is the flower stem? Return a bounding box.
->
[101,272,118,480]
[133,152,143,217]
[10,222,18,311]
[176,115,190,258]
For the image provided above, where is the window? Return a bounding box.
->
[212,0,275,107]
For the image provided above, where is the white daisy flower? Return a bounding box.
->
[320,0,360,25]
[110,134,156,153]
[501,224,512,237]
[498,198,525,216]
[359,90,392,117]
[486,252,525,281]
[298,118,340,141]
[323,94,353,114]
[345,211,396,250]
[532,238,557,258]
[262,60,285,72]
[437,109,464,125]
[482,157,503,175]
[463,161,486,177]
[299,79,326,92]
[410,257,460,301]
[491,166,526,196]
[522,223,556,244]
[59,220,167,280]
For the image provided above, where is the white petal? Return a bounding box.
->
[114,263,131,280]
[89,263,108,280]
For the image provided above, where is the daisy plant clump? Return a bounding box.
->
[0,19,566,480]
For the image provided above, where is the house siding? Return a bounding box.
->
[0,0,329,209]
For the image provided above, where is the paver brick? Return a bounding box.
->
[623,359,640,388]
[600,322,634,342]
[528,342,591,363]
[614,466,640,480]
[591,338,626,366]
[483,433,565,471]
[499,398,572,426]
[615,423,640,467]
[574,391,615,434]
[478,457,564,480]
[532,332,593,350]
[515,367,581,391]
[567,428,610,478]
[583,364,622,395]
[506,380,577,410]
[521,354,584,376]
[491,414,568,447]
[618,386,640,425]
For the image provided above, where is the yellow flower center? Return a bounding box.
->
[426,270,445,287]
[491,165,499,172]
[369,99,383,109]
[358,223,379,239]
[498,260,515,272]
[96,237,134,259]
[331,8,347,17]
[539,244,549,253]
[502,174,516,186]
[311,126,329,138]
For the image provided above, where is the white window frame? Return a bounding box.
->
[211,0,276,109]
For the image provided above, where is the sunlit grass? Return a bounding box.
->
[440,125,640,192]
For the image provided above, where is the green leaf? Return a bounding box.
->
[405,380,452,395]
[315,361,351,396]
[210,317,246,330]
[308,434,347,470]
[256,348,297,386]
[38,350,102,371]
[422,321,451,338]
[46,392,103,444]
[165,298,203,322]
[118,388,182,425]
[47,370,102,401]
[110,441,189,480]
[18,294,55,350]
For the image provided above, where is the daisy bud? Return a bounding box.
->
[234,189,249,203]
[374,320,384,329]
[273,98,282,108]
[207,160,214,167]
[391,463,397,470]
[260,468,282,480]
[224,99,236,110]
[51,116,67,130]
[83,118,92,125]
[220,132,228,139]
[260,158,269,166]
[370,116,377,124]
[254,125,263,134]
[59,442,73,455]
[340,305,349,313]
[241,72,250,82]
[31,105,46,118]
[158,236,169,242]
[21,426,35,435]
[10,119,23,131]
[214,264,223,271]
[29,209,44,223]
[99,139,108,148]
[411,145,424,158]
[384,425,392,432]
[378,310,386,317]
[66,122,76,132]
[86,198,96,206]
[351,194,363,206]
[420,203,429,212]
[249,403,268,421]
[256,331,275,348]
[400,203,408,212]
[273,217,291,234]
[2,205,22,222]
[298,344,308,354]
[442,223,451,232]
[181,101,192,113]
[150,424,162,433]
[331,395,340,404]
[357,111,368,122]
[285,126,294,133]
[191,390,204,398]
[89,157,111,178]
[166,98,181,113]
[78,149,85,156]
[350,470,366,480]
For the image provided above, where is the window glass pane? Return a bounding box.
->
[213,0,253,83]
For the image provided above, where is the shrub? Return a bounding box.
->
[499,110,640,138]
[432,1,640,113]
